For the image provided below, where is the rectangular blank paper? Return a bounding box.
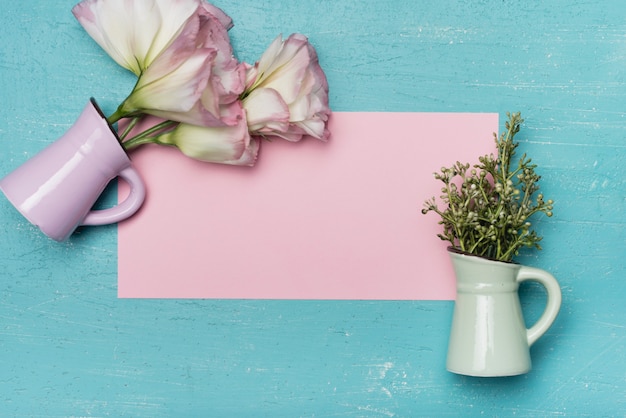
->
[118,112,498,299]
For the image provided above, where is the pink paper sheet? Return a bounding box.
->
[118,112,497,299]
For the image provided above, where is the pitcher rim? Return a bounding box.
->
[447,246,518,266]
[89,97,130,158]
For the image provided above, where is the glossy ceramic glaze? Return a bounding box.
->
[446,248,562,377]
[0,99,145,241]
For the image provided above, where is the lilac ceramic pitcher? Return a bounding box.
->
[0,99,146,241]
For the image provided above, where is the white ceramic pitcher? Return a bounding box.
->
[446,247,562,377]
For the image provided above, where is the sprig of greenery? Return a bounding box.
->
[422,112,553,262]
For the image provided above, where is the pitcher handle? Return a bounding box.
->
[81,166,146,226]
[517,266,562,346]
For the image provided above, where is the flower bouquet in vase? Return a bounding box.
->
[422,113,561,376]
[0,0,330,241]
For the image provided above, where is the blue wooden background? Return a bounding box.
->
[1,0,624,416]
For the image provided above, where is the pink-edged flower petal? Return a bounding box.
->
[108,3,245,127]
[148,5,245,127]
[229,136,261,166]
[122,47,216,115]
[145,0,208,65]
[249,35,310,104]
[161,123,245,163]
[156,105,258,165]
[146,91,245,127]
[199,1,233,29]
[193,7,246,124]
[242,88,290,135]
[72,0,200,75]
[243,34,331,141]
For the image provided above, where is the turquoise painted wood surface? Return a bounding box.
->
[1,0,624,416]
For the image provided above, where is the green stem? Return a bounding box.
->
[107,107,128,125]
[119,116,140,141]
[122,135,160,150]
[122,120,178,151]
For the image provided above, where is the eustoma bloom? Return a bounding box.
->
[72,0,330,166]
[242,34,331,142]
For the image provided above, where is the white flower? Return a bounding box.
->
[242,34,330,141]
[76,0,246,128]
[73,0,201,75]
[155,104,259,166]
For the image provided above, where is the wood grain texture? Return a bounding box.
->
[1,0,624,416]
